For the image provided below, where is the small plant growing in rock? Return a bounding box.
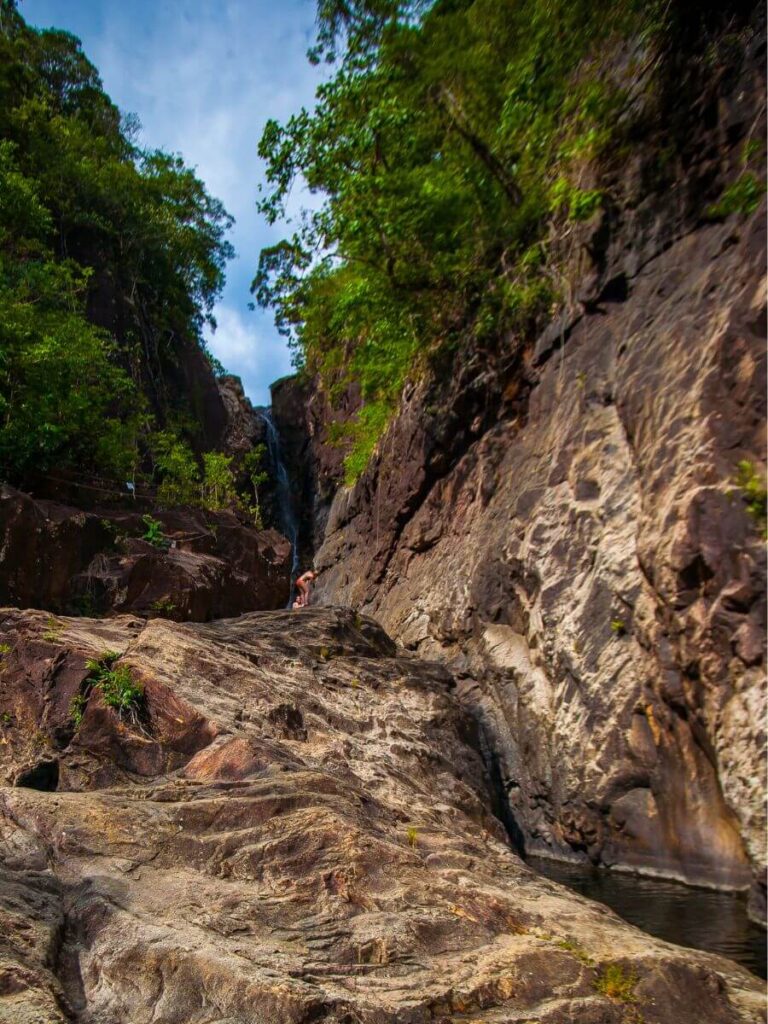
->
[150,597,177,617]
[554,937,594,967]
[1,710,12,726]
[42,616,62,642]
[319,645,330,661]
[406,826,418,848]
[98,665,143,715]
[80,651,145,728]
[70,693,87,727]
[0,643,10,659]
[733,460,767,534]
[705,173,764,219]
[141,515,168,548]
[595,963,638,1003]
[610,618,626,636]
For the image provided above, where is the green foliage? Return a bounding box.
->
[42,616,62,642]
[734,460,767,533]
[610,618,627,636]
[151,434,249,514]
[82,651,144,724]
[406,825,418,848]
[549,178,604,221]
[0,643,10,657]
[255,0,664,480]
[141,514,167,547]
[554,937,594,967]
[594,963,638,1003]
[150,597,176,616]
[0,6,233,485]
[341,401,393,485]
[70,693,87,727]
[201,451,238,511]
[705,173,764,219]
[152,432,200,507]
[244,444,269,502]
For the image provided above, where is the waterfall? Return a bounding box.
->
[259,410,300,606]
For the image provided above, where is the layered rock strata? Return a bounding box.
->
[307,27,768,912]
[0,607,763,1022]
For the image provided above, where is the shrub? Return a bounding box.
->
[734,460,767,534]
[141,515,167,547]
[70,693,87,727]
[152,432,200,507]
[201,451,238,511]
[78,651,144,728]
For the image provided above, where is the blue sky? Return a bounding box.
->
[21,0,323,405]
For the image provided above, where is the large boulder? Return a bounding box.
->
[0,606,763,1022]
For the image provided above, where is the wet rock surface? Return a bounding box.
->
[0,607,763,1022]
[0,486,291,620]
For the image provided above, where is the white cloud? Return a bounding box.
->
[205,305,294,407]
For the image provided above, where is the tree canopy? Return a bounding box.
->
[0,0,233,484]
[254,0,700,481]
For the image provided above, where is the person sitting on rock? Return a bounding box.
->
[293,569,317,609]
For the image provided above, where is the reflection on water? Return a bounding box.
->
[528,856,766,980]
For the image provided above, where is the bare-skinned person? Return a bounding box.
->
[292,569,318,609]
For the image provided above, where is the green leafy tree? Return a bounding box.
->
[201,451,238,511]
[151,432,200,507]
[254,0,678,480]
[0,3,233,485]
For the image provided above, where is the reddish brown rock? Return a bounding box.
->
[0,486,291,619]
[0,608,762,1022]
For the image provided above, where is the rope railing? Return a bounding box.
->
[25,472,158,502]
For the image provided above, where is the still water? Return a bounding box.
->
[528,856,766,979]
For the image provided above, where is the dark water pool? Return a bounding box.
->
[528,856,767,979]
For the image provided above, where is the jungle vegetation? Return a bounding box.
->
[0,0,245,509]
[255,0,760,481]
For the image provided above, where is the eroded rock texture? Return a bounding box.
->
[310,45,768,911]
[0,608,763,1022]
[0,486,291,620]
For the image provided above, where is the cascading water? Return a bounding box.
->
[260,410,300,606]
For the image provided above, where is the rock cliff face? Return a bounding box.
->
[0,607,763,1023]
[0,486,291,620]
[304,42,767,912]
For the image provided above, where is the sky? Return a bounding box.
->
[20,0,324,406]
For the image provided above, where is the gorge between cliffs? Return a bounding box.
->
[0,0,766,1021]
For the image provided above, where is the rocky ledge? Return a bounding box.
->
[0,485,291,621]
[0,607,762,1023]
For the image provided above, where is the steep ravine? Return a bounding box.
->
[284,48,768,918]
